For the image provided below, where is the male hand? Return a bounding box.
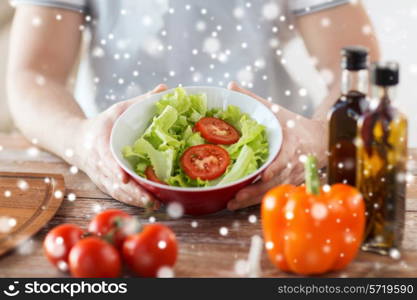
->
[74,84,168,209]
[226,82,327,210]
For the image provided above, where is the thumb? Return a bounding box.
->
[121,84,169,109]
[227,81,271,107]
[148,83,169,95]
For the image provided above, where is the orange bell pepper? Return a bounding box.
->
[261,155,365,275]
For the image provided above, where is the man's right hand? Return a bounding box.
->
[74,84,168,209]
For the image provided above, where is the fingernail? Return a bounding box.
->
[227,81,237,90]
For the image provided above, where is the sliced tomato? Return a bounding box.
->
[195,117,240,145]
[180,144,230,180]
[145,166,166,185]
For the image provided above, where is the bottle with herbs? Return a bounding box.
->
[356,62,407,255]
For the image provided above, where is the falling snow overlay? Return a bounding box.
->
[22,0,325,117]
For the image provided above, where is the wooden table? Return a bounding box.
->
[1,132,417,278]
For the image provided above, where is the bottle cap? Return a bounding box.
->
[371,62,399,86]
[341,46,369,70]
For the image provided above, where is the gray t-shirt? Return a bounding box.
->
[11,0,349,117]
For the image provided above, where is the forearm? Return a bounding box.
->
[7,69,86,166]
[313,82,340,120]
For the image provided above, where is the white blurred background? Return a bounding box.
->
[287,0,417,146]
[0,0,416,144]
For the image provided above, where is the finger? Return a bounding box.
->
[149,83,168,94]
[109,179,159,208]
[95,155,159,208]
[119,167,130,184]
[117,84,169,111]
[227,81,271,107]
[262,159,285,182]
[227,194,262,211]
[234,175,283,203]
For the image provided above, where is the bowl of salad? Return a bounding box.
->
[110,86,282,215]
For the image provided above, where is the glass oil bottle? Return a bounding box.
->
[328,46,369,186]
[357,62,407,255]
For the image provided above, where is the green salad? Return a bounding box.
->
[122,87,269,187]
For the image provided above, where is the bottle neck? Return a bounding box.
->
[370,85,397,109]
[341,69,368,95]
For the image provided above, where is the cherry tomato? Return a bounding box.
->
[195,117,240,145]
[145,166,167,185]
[43,224,84,268]
[180,144,230,180]
[68,237,121,278]
[88,209,132,248]
[122,224,178,277]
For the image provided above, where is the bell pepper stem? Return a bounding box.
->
[305,155,320,195]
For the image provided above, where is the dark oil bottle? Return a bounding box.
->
[328,46,369,185]
[357,62,407,255]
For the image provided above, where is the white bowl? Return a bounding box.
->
[110,86,282,215]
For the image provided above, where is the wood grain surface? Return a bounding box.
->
[0,132,416,278]
[0,172,65,256]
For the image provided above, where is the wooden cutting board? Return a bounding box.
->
[0,172,65,256]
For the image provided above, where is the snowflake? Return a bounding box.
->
[157,266,174,278]
[203,37,221,54]
[362,25,372,35]
[27,147,39,157]
[0,217,17,233]
[234,259,249,275]
[298,88,307,97]
[142,15,153,27]
[262,2,280,20]
[67,193,77,202]
[167,202,184,219]
[54,190,63,199]
[17,180,29,191]
[320,69,334,85]
[219,227,228,236]
[311,203,328,220]
[237,68,254,85]
[158,240,167,249]
[248,215,257,223]
[389,248,401,260]
[254,58,266,69]
[18,239,36,255]
[57,261,68,272]
[69,166,79,174]
[195,21,206,32]
[233,7,245,19]
[321,18,331,27]
[32,16,42,27]
[286,120,295,128]
[35,75,46,86]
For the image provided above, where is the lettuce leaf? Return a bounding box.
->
[133,138,175,181]
[219,145,258,185]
